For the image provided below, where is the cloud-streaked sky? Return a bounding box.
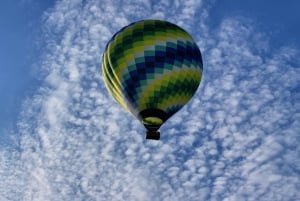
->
[1,0,299,200]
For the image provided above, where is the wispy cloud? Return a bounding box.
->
[0,0,299,200]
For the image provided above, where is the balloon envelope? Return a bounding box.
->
[102,20,203,138]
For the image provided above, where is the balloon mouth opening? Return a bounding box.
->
[139,108,168,127]
[142,117,163,126]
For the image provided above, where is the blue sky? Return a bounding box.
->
[0,0,299,200]
[0,0,53,143]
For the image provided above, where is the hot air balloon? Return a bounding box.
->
[102,19,203,140]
